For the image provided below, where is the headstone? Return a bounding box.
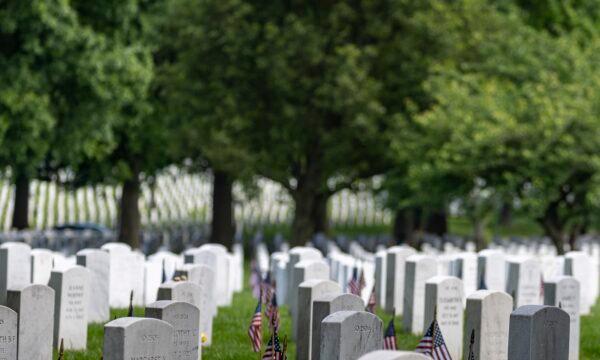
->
[102,243,133,308]
[385,246,416,315]
[291,259,330,333]
[358,350,430,360]
[174,264,216,345]
[232,243,244,291]
[131,252,146,306]
[477,249,506,291]
[157,281,202,346]
[76,249,110,323]
[423,276,464,360]
[296,279,341,360]
[146,300,200,360]
[374,251,387,309]
[403,255,437,334]
[0,242,31,304]
[436,254,454,276]
[48,266,90,350]
[31,248,54,285]
[198,244,232,305]
[564,251,594,315]
[508,305,570,360]
[451,252,478,299]
[506,257,541,308]
[6,284,54,360]
[103,317,174,360]
[286,247,322,306]
[272,253,289,305]
[543,276,580,360]
[0,305,17,359]
[465,290,512,360]
[320,311,383,360]
[184,247,229,307]
[312,293,364,360]
[148,250,183,281]
[227,253,237,299]
[144,261,162,305]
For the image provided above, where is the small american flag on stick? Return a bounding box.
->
[266,292,280,330]
[415,316,452,360]
[366,281,376,313]
[358,270,366,294]
[250,260,262,298]
[348,268,360,295]
[261,272,274,304]
[262,328,284,360]
[248,297,262,352]
[383,317,397,350]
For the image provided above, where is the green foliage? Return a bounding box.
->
[378,0,600,247]
[156,0,259,177]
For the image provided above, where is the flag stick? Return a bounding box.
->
[282,335,288,359]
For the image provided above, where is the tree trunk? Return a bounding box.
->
[393,207,422,247]
[499,201,512,227]
[473,218,486,251]
[312,192,329,235]
[393,209,410,245]
[291,190,316,247]
[210,170,235,250]
[539,218,565,255]
[11,173,30,230]
[424,209,447,236]
[538,200,566,255]
[118,177,141,249]
[567,223,582,251]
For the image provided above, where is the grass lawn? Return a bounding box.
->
[58,271,600,359]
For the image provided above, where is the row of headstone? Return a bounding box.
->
[352,302,571,360]
[272,242,583,360]
[0,239,244,358]
[370,245,598,317]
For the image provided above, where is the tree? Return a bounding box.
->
[159,0,391,247]
[0,0,142,229]
[245,1,392,246]
[156,0,259,249]
[66,0,162,248]
[395,5,600,253]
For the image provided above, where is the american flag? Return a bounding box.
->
[348,268,360,295]
[250,260,262,298]
[262,329,284,360]
[261,272,274,304]
[366,282,376,313]
[266,292,280,330]
[416,318,452,360]
[358,270,366,293]
[383,318,397,350]
[248,299,262,352]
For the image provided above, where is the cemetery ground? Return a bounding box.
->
[53,262,600,359]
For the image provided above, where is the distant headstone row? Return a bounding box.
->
[266,239,592,360]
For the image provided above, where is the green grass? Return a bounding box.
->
[581,300,600,359]
[57,269,600,359]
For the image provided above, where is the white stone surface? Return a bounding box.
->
[76,249,110,323]
[424,276,464,360]
[49,266,90,350]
